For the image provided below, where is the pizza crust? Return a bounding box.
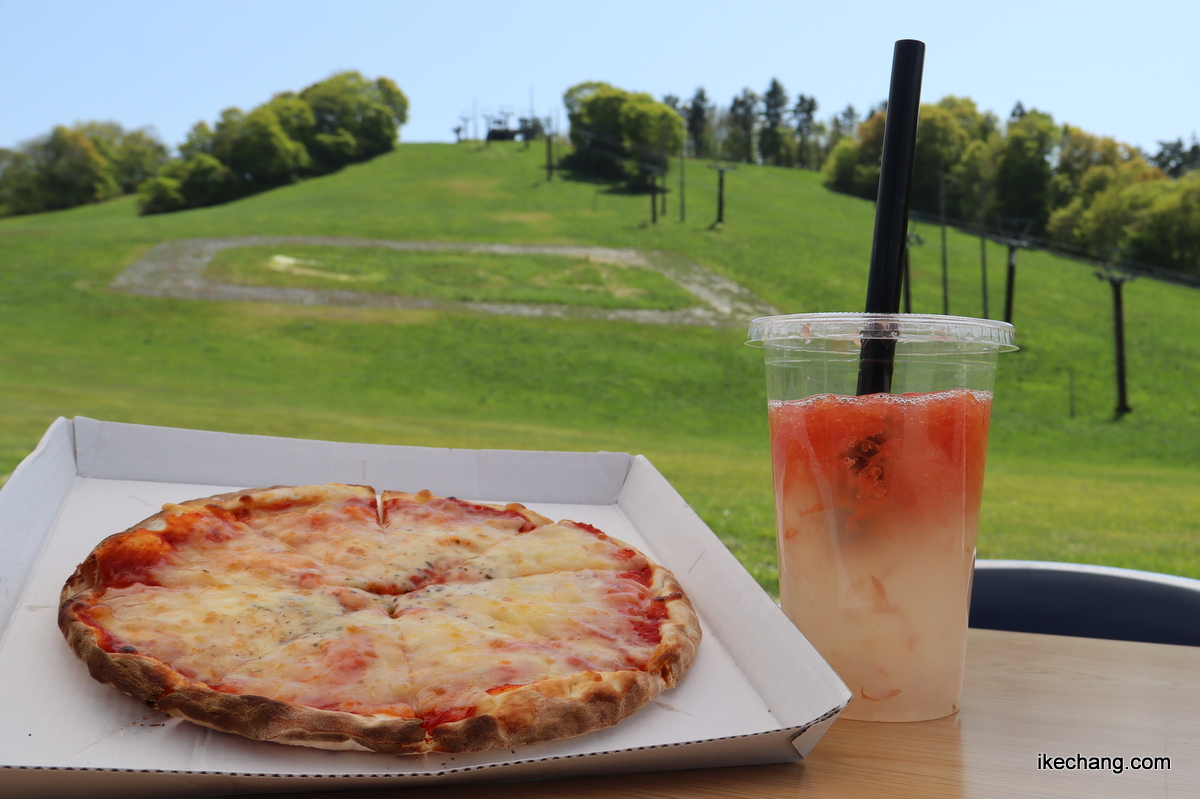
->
[58,485,701,755]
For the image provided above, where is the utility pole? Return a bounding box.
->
[905,225,925,314]
[902,244,913,314]
[545,121,553,182]
[679,151,686,222]
[939,173,949,315]
[649,172,658,224]
[708,163,736,225]
[1096,260,1134,417]
[997,217,1034,324]
[482,113,495,147]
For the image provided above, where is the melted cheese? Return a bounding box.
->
[393,571,660,709]
[94,584,344,682]
[240,490,386,579]
[440,522,649,583]
[391,606,599,715]
[219,608,416,717]
[378,496,532,590]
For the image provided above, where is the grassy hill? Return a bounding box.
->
[2,141,1198,591]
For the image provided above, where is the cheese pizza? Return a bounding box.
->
[58,485,700,754]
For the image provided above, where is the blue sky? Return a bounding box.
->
[1,0,1197,154]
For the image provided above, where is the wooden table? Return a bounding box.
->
[236,629,1200,799]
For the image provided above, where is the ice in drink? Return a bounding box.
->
[769,388,992,721]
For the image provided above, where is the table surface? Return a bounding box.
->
[237,628,1200,799]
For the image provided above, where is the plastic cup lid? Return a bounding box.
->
[746,312,1017,350]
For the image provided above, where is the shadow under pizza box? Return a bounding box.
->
[0,417,850,799]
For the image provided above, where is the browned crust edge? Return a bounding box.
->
[59,484,377,600]
[58,486,701,755]
[646,568,703,688]
[58,595,188,703]
[433,669,662,753]
[59,592,430,752]
[429,563,702,754]
[380,489,554,529]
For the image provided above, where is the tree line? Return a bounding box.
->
[0,71,408,218]
[0,123,168,215]
[823,98,1199,276]
[565,77,1200,276]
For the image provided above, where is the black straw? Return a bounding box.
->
[857,39,925,396]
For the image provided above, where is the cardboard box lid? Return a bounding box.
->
[0,418,849,795]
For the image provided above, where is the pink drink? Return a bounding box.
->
[770,389,992,721]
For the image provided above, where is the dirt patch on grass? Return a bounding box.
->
[111,236,777,328]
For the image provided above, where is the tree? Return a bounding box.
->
[1047,158,1167,252]
[1150,137,1200,179]
[936,96,998,143]
[136,174,186,215]
[73,121,169,194]
[727,89,759,163]
[0,126,118,214]
[226,106,310,187]
[992,110,1058,232]
[179,122,214,160]
[792,94,819,168]
[374,76,410,129]
[0,149,37,215]
[950,137,999,221]
[563,81,630,180]
[209,108,247,169]
[1130,171,1200,272]
[139,151,235,214]
[828,104,860,150]
[759,79,789,166]
[266,93,317,146]
[109,128,170,192]
[821,138,861,194]
[820,112,882,200]
[563,82,681,186]
[1055,125,1128,196]
[300,71,409,170]
[139,72,407,214]
[621,94,684,187]
[0,122,167,215]
[685,87,712,158]
[911,104,970,214]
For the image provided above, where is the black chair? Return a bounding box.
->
[969,560,1200,647]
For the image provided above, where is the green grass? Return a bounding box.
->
[206,244,698,310]
[1,140,1198,594]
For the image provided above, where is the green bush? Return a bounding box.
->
[139,71,409,214]
[563,81,683,188]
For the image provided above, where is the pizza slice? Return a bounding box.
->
[437,520,651,583]
[376,490,551,592]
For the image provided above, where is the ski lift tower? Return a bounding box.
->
[996,217,1034,324]
[1095,248,1135,417]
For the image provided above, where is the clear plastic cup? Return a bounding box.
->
[747,313,1016,722]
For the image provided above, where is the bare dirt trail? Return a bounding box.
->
[111,237,777,327]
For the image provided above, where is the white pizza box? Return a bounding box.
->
[0,417,851,798]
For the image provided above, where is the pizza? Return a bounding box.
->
[58,484,700,754]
